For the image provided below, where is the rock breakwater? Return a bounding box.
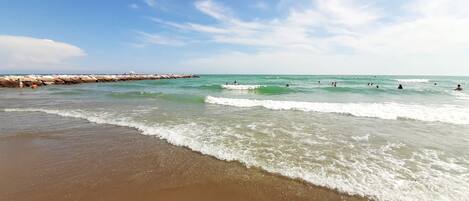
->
[0,74,197,88]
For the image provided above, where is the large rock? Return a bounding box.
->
[0,77,19,87]
[21,77,43,87]
[80,75,97,83]
[94,75,112,82]
[58,76,72,84]
[70,77,83,84]
[54,78,65,85]
[58,76,82,84]
[38,76,56,84]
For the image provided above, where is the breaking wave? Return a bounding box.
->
[454,91,469,101]
[395,79,430,83]
[205,96,469,125]
[222,84,263,90]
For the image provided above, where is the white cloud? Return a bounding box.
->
[0,35,86,70]
[252,1,269,10]
[405,0,469,18]
[143,0,156,7]
[194,0,232,21]
[149,0,469,74]
[155,0,382,52]
[134,31,186,47]
[149,17,230,34]
[179,0,469,53]
[314,0,382,27]
[182,50,469,75]
[129,3,139,9]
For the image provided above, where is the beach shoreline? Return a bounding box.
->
[0,112,367,201]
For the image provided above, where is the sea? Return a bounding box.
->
[1,75,469,201]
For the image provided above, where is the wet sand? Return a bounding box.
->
[0,112,368,201]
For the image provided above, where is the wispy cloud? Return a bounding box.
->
[129,3,139,9]
[194,0,232,21]
[142,0,469,74]
[251,1,269,10]
[149,0,383,52]
[143,0,156,7]
[134,31,186,47]
[174,0,469,54]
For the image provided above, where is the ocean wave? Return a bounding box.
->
[255,85,294,95]
[395,79,430,83]
[49,91,85,96]
[197,84,224,90]
[3,108,469,201]
[108,91,205,104]
[453,91,469,100]
[205,96,469,125]
[222,84,295,95]
[222,84,263,90]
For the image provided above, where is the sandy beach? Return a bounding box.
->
[0,112,367,201]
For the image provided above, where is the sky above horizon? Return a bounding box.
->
[1,0,469,75]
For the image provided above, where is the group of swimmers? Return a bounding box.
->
[395,83,462,91]
[325,81,462,91]
[367,82,380,88]
[366,82,463,91]
[227,80,463,91]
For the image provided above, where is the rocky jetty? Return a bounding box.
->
[0,74,197,88]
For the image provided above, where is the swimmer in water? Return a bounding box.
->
[455,84,463,91]
[286,84,290,87]
[398,84,403,89]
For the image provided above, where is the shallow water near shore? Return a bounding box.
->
[0,112,364,201]
[1,75,469,201]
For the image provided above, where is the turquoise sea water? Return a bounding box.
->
[1,75,469,201]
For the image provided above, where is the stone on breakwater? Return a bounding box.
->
[0,77,19,87]
[80,76,98,83]
[21,77,43,87]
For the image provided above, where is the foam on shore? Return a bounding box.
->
[3,107,468,201]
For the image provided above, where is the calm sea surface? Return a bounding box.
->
[1,75,469,201]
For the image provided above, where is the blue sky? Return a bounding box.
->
[1,0,469,75]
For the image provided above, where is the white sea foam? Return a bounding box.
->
[3,108,469,201]
[205,96,469,125]
[454,91,469,101]
[221,84,263,90]
[395,79,429,83]
[351,134,370,142]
